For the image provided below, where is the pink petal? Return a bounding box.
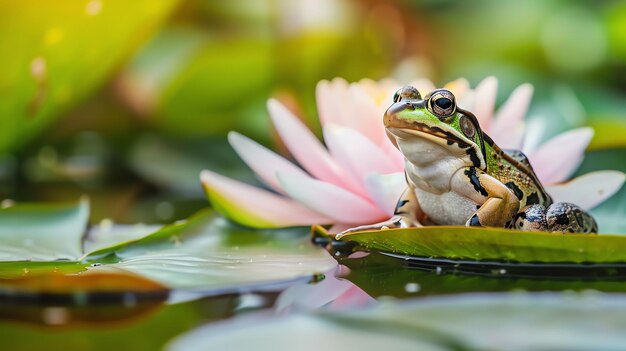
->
[267,99,351,190]
[528,128,594,184]
[521,118,548,154]
[348,82,405,170]
[228,132,307,194]
[277,171,387,224]
[444,78,470,99]
[471,76,498,130]
[324,125,398,192]
[328,284,376,310]
[200,170,332,227]
[409,78,436,96]
[491,83,533,149]
[364,172,406,216]
[381,138,406,170]
[347,84,387,145]
[545,171,625,210]
[358,78,398,103]
[315,78,350,128]
[327,223,354,234]
[275,274,374,313]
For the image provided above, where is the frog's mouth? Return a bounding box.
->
[384,108,486,169]
[385,118,473,151]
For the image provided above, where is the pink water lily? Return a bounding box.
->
[200,77,625,230]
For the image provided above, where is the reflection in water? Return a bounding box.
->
[0,298,165,328]
[338,252,626,299]
[4,249,626,348]
[275,267,375,313]
[0,272,169,328]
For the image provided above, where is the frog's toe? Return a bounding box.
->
[337,215,421,238]
[511,204,548,232]
[546,202,598,234]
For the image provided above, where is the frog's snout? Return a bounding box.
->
[384,102,412,127]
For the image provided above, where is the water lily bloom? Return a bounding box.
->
[200,77,625,230]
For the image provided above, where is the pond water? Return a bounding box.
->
[3,244,626,350]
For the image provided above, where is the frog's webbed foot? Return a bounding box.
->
[337,184,424,238]
[509,203,598,234]
[337,215,422,238]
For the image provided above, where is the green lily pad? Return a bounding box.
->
[0,199,89,261]
[167,292,626,351]
[85,210,337,290]
[314,225,626,264]
[0,201,336,292]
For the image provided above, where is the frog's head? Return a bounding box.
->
[384,86,487,169]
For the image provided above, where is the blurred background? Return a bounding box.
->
[1,0,625,224]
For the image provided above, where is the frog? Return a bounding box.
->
[340,85,597,236]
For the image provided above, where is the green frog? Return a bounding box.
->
[340,86,597,236]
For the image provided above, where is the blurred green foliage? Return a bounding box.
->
[0,0,179,153]
[0,0,625,224]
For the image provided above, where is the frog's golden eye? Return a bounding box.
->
[459,115,476,139]
[393,85,421,103]
[427,89,456,119]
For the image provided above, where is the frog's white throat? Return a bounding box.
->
[388,127,481,193]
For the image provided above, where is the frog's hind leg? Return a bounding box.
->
[510,203,598,234]
[547,202,598,233]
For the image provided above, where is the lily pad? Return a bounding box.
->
[0,199,89,261]
[86,211,337,290]
[167,292,626,351]
[314,225,626,264]
[0,201,336,292]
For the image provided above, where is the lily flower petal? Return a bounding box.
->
[545,171,625,210]
[228,132,308,194]
[267,99,352,191]
[491,83,533,149]
[324,125,398,191]
[316,78,351,128]
[409,78,436,95]
[364,172,406,216]
[348,84,388,145]
[444,78,470,97]
[200,170,332,228]
[471,76,498,129]
[528,127,594,184]
[277,172,387,224]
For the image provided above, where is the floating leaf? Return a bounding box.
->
[167,292,626,351]
[0,199,89,261]
[0,201,336,292]
[0,261,87,279]
[85,210,337,290]
[315,225,626,263]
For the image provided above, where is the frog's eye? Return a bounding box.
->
[393,86,421,103]
[427,89,456,119]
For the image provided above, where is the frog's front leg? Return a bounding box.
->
[451,167,520,228]
[337,185,424,237]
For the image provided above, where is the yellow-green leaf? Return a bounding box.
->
[314,225,626,263]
